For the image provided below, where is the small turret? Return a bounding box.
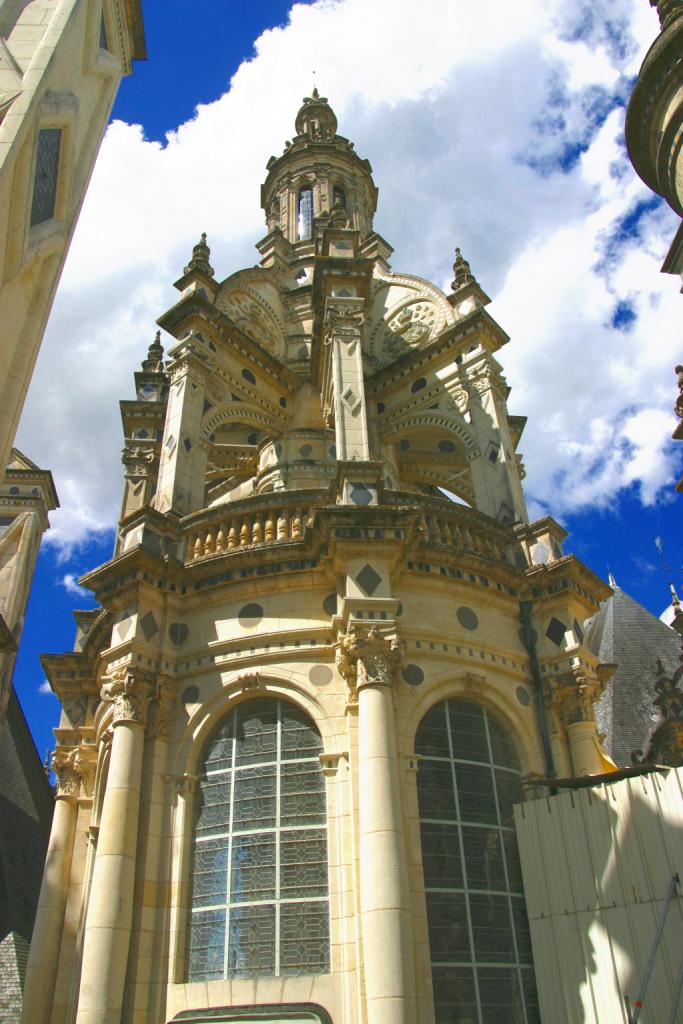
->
[141,330,164,373]
[448,245,491,315]
[184,232,213,278]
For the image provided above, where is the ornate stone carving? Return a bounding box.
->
[216,288,282,352]
[52,747,95,799]
[122,445,157,479]
[100,668,155,728]
[641,648,683,767]
[336,626,402,703]
[547,668,601,727]
[148,677,174,739]
[324,301,364,343]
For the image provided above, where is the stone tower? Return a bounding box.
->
[31,92,617,1024]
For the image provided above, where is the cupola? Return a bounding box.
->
[260,90,379,245]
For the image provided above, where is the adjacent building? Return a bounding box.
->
[0,0,145,498]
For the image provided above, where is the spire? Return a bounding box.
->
[184,232,214,278]
[451,247,477,293]
[141,330,164,373]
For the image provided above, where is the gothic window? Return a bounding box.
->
[30,128,62,227]
[298,187,313,240]
[187,697,330,981]
[416,699,540,1024]
[332,185,346,209]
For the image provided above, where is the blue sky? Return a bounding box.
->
[14,0,683,760]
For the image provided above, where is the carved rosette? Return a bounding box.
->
[100,668,155,728]
[336,626,402,703]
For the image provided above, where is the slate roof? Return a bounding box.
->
[587,585,683,767]
[0,686,53,1001]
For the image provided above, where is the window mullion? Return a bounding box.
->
[275,699,282,975]
[445,699,483,1024]
[483,709,528,1024]
[224,720,237,978]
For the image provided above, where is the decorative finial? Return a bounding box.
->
[184,231,214,278]
[142,329,164,372]
[451,246,477,293]
[607,568,617,589]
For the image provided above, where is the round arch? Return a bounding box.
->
[401,673,543,779]
[175,671,336,780]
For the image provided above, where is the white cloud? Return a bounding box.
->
[60,573,91,599]
[38,680,52,694]
[16,0,679,548]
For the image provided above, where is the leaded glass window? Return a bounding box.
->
[188,698,330,980]
[416,699,540,1024]
[30,128,62,227]
[298,187,313,240]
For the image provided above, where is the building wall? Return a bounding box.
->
[0,0,144,477]
[515,767,683,1024]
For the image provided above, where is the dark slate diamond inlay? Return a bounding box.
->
[545,616,567,647]
[350,482,372,506]
[139,611,158,640]
[573,617,585,644]
[356,563,382,596]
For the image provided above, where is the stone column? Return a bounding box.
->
[338,627,416,1024]
[20,750,83,1024]
[553,669,605,776]
[75,669,154,1024]
[153,336,208,516]
[324,298,369,462]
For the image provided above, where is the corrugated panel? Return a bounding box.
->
[515,768,683,1024]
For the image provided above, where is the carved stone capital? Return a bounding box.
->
[122,445,158,479]
[100,668,155,728]
[336,626,401,702]
[52,747,95,799]
[324,299,364,344]
[548,669,601,727]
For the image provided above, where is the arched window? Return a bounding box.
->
[187,698,329,980]
[416,699,539,1024]
[332,185,346,209]
[297,187,313,240]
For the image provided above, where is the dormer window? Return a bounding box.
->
[332,186,346,210]
[297,187,313,241]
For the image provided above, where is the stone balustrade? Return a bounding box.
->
[419,512,507,562]
[183,491,512,567]
[185,504,314,561]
